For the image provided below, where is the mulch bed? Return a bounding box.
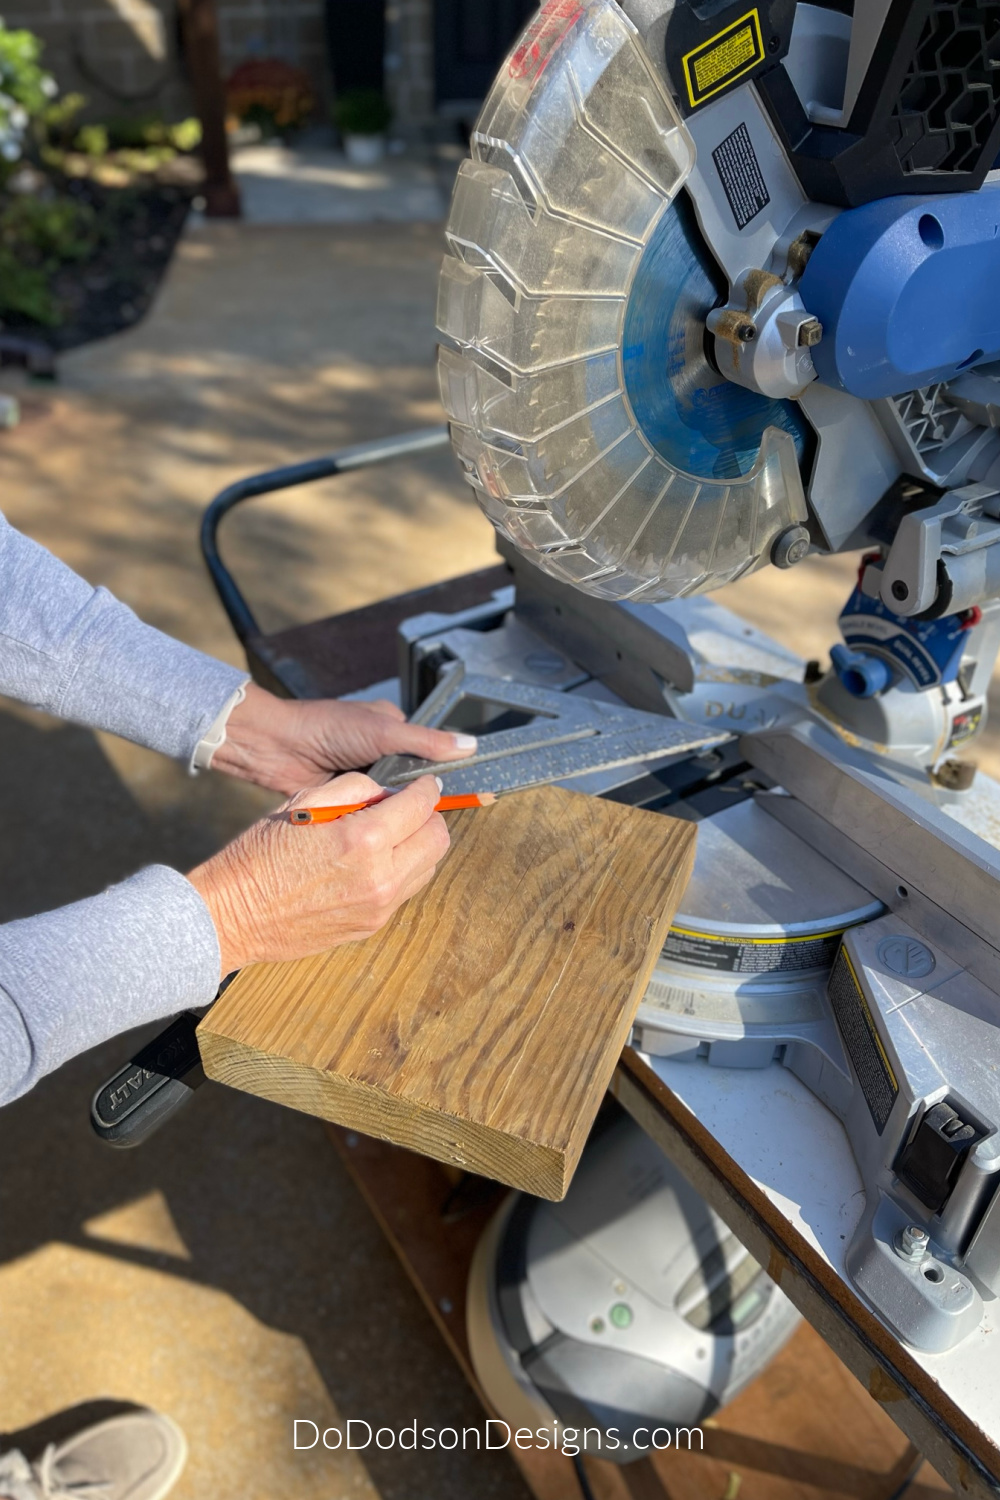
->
[3,175,195,355]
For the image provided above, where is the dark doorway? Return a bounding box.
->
[326,0,386,94]
[434,0,537,108]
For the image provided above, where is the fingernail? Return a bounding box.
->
[451,733,477,750]
[435,776,444,791]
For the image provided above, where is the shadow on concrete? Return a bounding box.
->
[0,705,263,915]
[2,1401,146,1462]
[0,1044,533,1498]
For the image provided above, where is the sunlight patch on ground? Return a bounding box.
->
[0,1243,378,1500]
[83,1190,193,1262]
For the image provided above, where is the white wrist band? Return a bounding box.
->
[190,682,248,774]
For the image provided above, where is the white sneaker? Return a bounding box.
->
[0,1411,187,1500]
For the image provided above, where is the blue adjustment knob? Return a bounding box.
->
[830,644,892,699]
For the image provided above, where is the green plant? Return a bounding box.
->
[241,100,280,139]
[169,118,201,152]
[74,113,200,161]
[0,21,58,162]
[106,113,160,149]
[3,195,98,258]
[0,195,99,325]
[105,114,181,150]
[39,90,86,149]
[332,88,391,136]
[116,146,174,173]
[75,122,109,158]
[0,245,56,323]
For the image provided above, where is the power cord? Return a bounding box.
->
[885,1449,924,1500]
[572,1453,598,1500]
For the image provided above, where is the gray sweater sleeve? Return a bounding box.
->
[0,867,222,1104]
[0,513,248,1105]
[0,510,248,760]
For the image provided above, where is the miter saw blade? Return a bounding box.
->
[436,0,810,605]
[621,192,811,484]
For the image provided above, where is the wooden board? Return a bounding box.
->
[199,784,695,1199]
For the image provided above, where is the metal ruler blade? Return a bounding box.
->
[371,665,728,795]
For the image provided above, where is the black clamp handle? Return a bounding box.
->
[91,1011,205,1148]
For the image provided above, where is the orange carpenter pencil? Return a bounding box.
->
[289,792,496,825]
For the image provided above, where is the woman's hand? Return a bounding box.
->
[211,682,476,795]
[187,772,449,975]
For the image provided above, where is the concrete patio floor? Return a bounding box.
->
[230,141,451,224]
[0,211,984,1499]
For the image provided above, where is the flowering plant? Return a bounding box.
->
[226,58,315,133]
[0,21,57,162]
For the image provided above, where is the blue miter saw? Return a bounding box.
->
[438,0,1000,779]
[422,0,1000,1433]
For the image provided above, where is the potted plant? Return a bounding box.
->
[226,58,316,140]
[332,88,392,165]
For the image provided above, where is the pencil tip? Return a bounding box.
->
[478,792,497,805]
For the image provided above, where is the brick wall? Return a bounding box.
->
[215,0,329,104]
[5,0,334,123]
[385,0,434,142]
[4,0,189,121]
[10,0,441,143]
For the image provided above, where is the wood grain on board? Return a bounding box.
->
[199,784,695,1198]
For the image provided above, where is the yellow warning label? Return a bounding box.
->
[682,10,765,109]
[669,925,848,947]
[664,924,849,976]
[694,25,755,92]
